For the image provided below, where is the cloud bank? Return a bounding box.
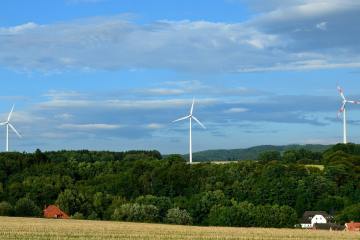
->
[1,0,360,72]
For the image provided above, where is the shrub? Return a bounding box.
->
[135,195,172,219]
[0,201,13,216]
[165,208,192,225]
[14,198,41,217]
[56,189,88,216]
[112,203,159,223]
[208,205,234,226]
[87,211,99,220]
[71,212,85,220]
[336,203,360,224]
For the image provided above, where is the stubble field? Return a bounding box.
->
[0,216,359,240]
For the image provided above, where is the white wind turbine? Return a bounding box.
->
[0,105,21,152]
[172,98,206,164]
[337,86,360,144]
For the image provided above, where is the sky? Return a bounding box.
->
[1,0,360,154]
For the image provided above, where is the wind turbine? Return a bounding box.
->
[0,105,21,152]
[172,98,206,164]
[337,86,359,144]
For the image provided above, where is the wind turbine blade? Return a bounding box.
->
[347,100,360,104]
[7,105,15,121]
[8,123,21,138]
[192,116,206,129]
[337,103,346,118]
[172,115,190,123]
[190,98,195,115]
[337,86,346,101]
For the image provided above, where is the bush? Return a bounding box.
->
[71,212,85,219]
[56,189,88,216]
[208,202,297,228]
[112,203,159,223]
[15,198,41,217]
[104,196,127,220]
[165,208,193,225]
[208,205,234,226]
[135,195,172,219]
[336,203,360,224]
[0,201,13,216]
[87,211,99,220]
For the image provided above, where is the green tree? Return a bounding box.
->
[135,195,172,220]
[15,198,41,217]
[0,201,13,216]
[208,205,235,226]
[336,203,360,224]
[112,203,159,223]
[92,192,111,219]
[55,189,89,216]
[189,190,228,225]
[258,151,281,163]
[165,208,193,225]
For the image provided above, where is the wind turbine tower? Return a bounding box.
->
[0,105,21,152]
[337,86,359,144]
[172,98,206,164]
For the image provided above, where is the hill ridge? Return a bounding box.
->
[184,144,332,161]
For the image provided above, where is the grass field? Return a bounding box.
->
[0,217,359,240]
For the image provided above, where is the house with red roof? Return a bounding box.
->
[43,205,69,219]
[345,222,360,231]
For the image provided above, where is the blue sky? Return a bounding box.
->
[1,0,360,153]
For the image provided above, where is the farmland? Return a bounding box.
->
[0,217,359,240]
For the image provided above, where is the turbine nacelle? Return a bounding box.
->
[172,99,206,129]
[337,86,359,116]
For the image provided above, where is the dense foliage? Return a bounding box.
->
[0,145,358,227]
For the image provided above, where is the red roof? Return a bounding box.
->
[345,222,360,231]
[43,205,69,219]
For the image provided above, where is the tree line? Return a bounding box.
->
[0,144,359,227]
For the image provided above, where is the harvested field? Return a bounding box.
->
[0,217,359,240]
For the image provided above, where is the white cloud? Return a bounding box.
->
[1,1,360,72]
[40,132,73,139]
[0,111,45,124]
[237,61,360,73]
[0,17,280,72]
[59,123,122,130]
[316,21,327,31]
[39,99,93,108]
[138,88,185,95]
[224,108,248,113]
[145,123,166,129]
[0,22,38,34]
[43,90,84,98]
[38,97,218,110]
[54,113,73,120]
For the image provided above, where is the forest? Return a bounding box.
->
[0,144,359,228]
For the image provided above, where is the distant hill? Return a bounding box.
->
[184,144,332,162]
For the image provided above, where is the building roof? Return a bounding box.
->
[301,211,333,223]
[345,222,360,231]
[43,205,69,219]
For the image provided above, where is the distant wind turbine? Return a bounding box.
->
[337,86,359,144]
[0,105,21,152]
[172,98,206,164]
